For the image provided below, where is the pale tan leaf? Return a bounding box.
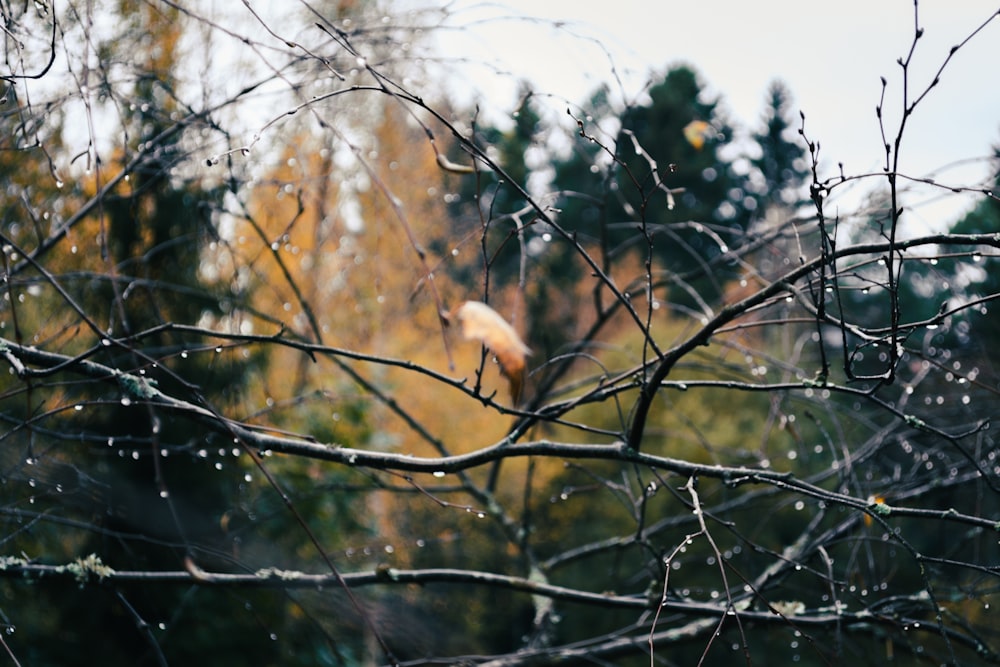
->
[455,300,531,401]
[435,152,475,174]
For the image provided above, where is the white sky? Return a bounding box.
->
[437,0,1000,228]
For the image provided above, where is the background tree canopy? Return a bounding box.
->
[1,1,999,665]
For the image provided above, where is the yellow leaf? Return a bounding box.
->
[864,495,886,527]
[454,301,531,401]
[683,120,712,151]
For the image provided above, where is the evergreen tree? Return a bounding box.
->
[444,86,592,363]
[447,82,543,286]
[750,80,809,212]
[947,145,1000,344]
[553,66,754,307]
[949,146,1000,236]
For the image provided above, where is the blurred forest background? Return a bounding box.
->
[1,1,1000,665]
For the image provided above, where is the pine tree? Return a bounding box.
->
[750,80,809,212]
[554,65,754,307]
[447,82,543,287]
[947,146,1000,342]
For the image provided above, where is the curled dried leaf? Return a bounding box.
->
[435,152,475,174]
[454,301,531,401]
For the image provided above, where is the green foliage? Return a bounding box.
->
[553,66,755,308]
[750,80,810,211]
[445,84,547,290]
[947,146,1000,342]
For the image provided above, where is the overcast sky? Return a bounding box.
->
[438,1,1000,229]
